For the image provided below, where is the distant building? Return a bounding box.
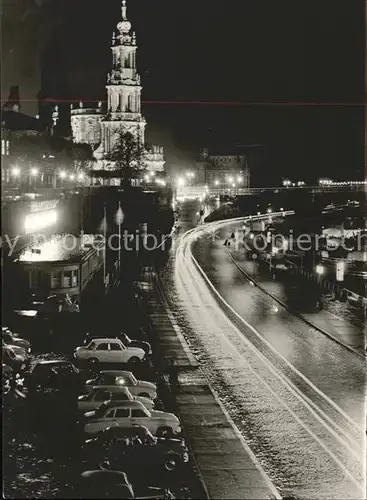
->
[70,0,164,182]
[196,148,250,188]
[2,86,45,184]
[70,102,104,148]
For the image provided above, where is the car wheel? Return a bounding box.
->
[128,357,140,365]
[164,457,177,472]
[88,358,99,366]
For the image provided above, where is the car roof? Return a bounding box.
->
[93,386,129,394]
[81,470,129,481]
[102,400,145,410]
[35,360,73,367]
[88,338,121,343]
[99,370,134,377]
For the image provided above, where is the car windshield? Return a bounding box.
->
[127,373,137,385]
[95,403,109,416]
[88,342,96,350]
[110,392,130,401]
[143,429,156,444]
[117,373,137,386]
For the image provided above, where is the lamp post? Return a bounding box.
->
[11,167,20,185]
[316,264,324,284]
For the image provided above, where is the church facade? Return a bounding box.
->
[70,0,164,182]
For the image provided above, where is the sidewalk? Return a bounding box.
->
[140,272,281,500]
[228,250,365,357]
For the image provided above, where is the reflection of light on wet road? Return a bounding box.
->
[170,215,365,499]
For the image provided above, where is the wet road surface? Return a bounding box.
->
[159,201,366,499]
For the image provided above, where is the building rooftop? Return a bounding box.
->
[2,110,45,132]
[16,234,103,264]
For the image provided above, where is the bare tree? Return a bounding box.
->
[104,130,146,189]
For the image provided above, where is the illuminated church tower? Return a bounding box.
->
[94,0,146,161]
[71,0,164,176]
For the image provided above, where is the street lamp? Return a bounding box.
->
[29,167,38,187]
[69,174,75,181]
[316,264,324,275]
[11,167,20,177]
[237,176,243,183]
[77,172,84,181]
[214,179,219,186]
[177,177,185,187]
[59,171,67,179]
[228,176,234,184]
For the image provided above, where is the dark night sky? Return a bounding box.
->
[2,0,365,184]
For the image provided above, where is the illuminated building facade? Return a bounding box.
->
[15,234,104,301]
[196,148,250,188]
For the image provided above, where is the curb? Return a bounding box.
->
[207,382,282,500]
[227,251,365,361]
[153,274,199,368]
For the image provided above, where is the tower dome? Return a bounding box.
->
[117,20,131,33]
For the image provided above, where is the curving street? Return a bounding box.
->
[159,201,366,499]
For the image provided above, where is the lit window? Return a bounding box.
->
[1,139,5,156]
[63,270,72,288]
[72,269,78,287]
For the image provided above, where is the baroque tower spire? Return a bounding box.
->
[94,0,146,161]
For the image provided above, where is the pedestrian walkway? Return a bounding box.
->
[228,250,365,357]
[139,272,281,500]
[175,374,281,500]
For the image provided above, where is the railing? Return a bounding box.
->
[206,185,366,196]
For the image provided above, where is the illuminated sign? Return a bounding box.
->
[30,200,59,214]
[24,210,58,233]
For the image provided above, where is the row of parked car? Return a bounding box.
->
[3,325,188,499]
[2,326,32,391]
